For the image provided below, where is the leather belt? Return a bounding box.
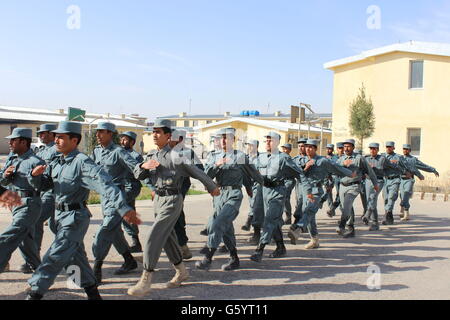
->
[401,176,413,180]
[56,202,87,212]
[377,176,384,180]
[387,176,401,180]
[17,190,39,198]
[263,177,284,188]
[219,186,241,191]
[155,189,180,196]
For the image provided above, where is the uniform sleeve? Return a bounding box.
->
[81,160,132,217]
[324,159,353,178]
[181,162,217,193]
[241,154,264,186]
[416,159,438,174]
[0,158,13,187]
[361,157,379,187]
[134,153,156,182]
[281,156,303,180]
[118,148,142,174]
[27,161,54,192]
[204,152,222,179]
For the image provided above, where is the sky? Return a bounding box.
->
[1,0,450,121]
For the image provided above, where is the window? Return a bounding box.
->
[192,120,199,127]
[183,120,189,127]
[206,120,212,124]
[407,128,421,156]
[409,60,424,89]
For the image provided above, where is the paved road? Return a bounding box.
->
[0,192,449,300]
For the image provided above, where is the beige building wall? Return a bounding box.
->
[329,51,450,180]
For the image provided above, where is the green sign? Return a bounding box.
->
[67,107,86,122]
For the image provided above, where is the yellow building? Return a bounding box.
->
[0,106,147,154]
[144,117,332,157]
[324,41,450,180]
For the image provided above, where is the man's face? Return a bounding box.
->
[214,138,221,149]
[220,134,234,151]
[344,144,354,155]
[9,138,27,154]
[369,147,379,157]
[55,134,78,155]
[246,143,257,155]
[386,146,395,154]
[337,147,344,155]
[265,137,279,153]
[326,148,334,156]
[120,135,135,149]
[306,145,317,158]
[299,143,306,155]
[39,132,55,145]
[281,147,291,155]
[403,148,411,156]
[153,128,171,148]
[96,129,113,146]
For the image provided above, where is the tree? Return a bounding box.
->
[349,84,376,150]
[84,129,121,155]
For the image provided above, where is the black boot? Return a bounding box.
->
[84,285,102,300]
[221,249,240,271]
[200,228,208,236]
[336,219,346,236]
[382,211,394,225]
[130,236,142,253]
[247,226,261,245]
[326,208,336,218]
[362,210,371,225]
[241,216,253,231]
[269,241,287,258]
[93,261,103,284]
[250,244,266,263]
[19,263,34,274]
[114,251,138,275]
[195,248,216,270]
[218,245,229,253]
[199,244,209,255]
[25,291,43,300]
[343,225,355,238]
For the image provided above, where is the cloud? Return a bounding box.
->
[137,64,173,73]
[389,4,450,42]
[154,50,193,67]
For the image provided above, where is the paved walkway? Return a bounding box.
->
[0,192,449,300]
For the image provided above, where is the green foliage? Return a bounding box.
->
[85,129,98,156]
[349,84,376,149]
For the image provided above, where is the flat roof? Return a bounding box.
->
[324,41,450,70]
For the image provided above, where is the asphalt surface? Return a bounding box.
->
[0,191,449,300]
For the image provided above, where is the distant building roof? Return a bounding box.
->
[0,105,147,129]
[193,117,331,133]
[158,113,332,120]
[324,41,450,70]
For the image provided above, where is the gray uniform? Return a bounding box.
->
[0,150,44,271]
[337,153,378,228]
[382,152,407,212]
[292,154,308,223]
[205,149,263,250]
[400,155,437,210]
[34,142,59,249]
[247,153,264,228]
[91,142,141,262]
[296,156,352,236]
[121,148,144,238]
[27,150,132,295]
[134,144,217,271]
[364,154,396,224]
[257,151,303,245]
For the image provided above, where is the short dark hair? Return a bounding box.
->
[68,133,82,146]
[19,137,31,148]
[162,127,171,135]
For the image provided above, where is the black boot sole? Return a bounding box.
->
[114,261,138,275]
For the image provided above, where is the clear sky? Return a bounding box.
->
[1,0,449,121]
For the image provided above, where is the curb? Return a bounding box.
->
[414,192,449,202]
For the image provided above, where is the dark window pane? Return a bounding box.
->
[408,128,421,156]
[410,61,424,89]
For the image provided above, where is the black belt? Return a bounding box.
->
[17,190,39,198]
[387,176,401,180]
[56,202,87,212]
[401,176,413,180]
[219,185,241,191]
[155,189,180,196]
[341,181,360,187]
[263,177,284,188]
[377,176,384,180]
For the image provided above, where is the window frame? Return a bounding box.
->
[407,127,422,157]
[409,60,424,90]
